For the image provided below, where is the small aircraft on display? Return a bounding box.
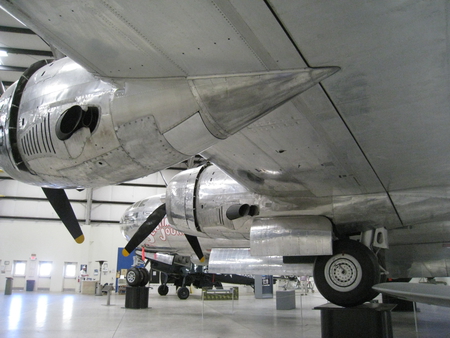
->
[1,1,450,307]
[125,252,254,300]
[121,195,255,299]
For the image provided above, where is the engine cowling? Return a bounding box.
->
[0,57,336,189]
[166,165,260,239]
[0,58,208,188]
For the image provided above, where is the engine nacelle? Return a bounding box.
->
[0,58,211,188]
[0,58,336,189]
[166,165,260,239]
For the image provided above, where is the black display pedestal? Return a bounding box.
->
[125,286,149,309]
[314,303,396,338]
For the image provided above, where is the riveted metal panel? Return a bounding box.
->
[250,216,332,256]
[208,248,313,276]
[163,113,219,156]
[115,114,186,171]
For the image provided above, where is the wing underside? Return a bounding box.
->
[2,1,450,231]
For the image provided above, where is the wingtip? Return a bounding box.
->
[200,256,205,263]
[75,234,85,244]
[122,249,130,257]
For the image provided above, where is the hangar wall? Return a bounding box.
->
[0,169,181,292]
[0,220,126,292]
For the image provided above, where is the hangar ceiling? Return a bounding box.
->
[0,9,53,88]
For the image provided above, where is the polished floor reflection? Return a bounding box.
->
[0,286,448,337]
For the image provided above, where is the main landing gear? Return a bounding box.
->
[313,240,381,307]
[157,283,190,299]
[158,272,170,296]
[156,272,191,299]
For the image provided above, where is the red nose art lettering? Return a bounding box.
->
[147,217,184,244]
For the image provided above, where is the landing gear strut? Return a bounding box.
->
[158,272,169,296]
[176,272,190,300]
[313,240,380,307]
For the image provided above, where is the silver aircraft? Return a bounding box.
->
[0,1,450,307]
[121,195,255,299]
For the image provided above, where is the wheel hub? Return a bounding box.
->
[324,254,362,292]
[127,271,136,283]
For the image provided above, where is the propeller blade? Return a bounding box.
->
[185,234,205,263]
[122,203,166,257]
[42,187,84,244]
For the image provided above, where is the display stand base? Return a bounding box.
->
[314,303,396,338]
[276,290,296,310]
[125,286,149,309]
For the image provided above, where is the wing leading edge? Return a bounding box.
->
[373,283,450,308]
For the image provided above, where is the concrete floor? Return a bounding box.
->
[0,286,448,337]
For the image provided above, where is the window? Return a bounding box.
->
[13,261,26,276]
[64,262,77,278]
[39,261,52,277]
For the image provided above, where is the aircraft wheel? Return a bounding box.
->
[158,284,169,296]
[139,268,150,286]
[313,240,380,307]
[126,267,142,286]
[177,286,190,300]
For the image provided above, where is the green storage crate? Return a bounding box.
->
[202,287,239,300]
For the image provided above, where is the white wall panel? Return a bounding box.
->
[0,199,16,215]
[0,180,18,196]
[0,199,86,219]
[0,220,127,292]
[0,168,185,293]
[0,179,42,197]
[90,204,129,222]
[15,183,44,198]
[92,186,113,201]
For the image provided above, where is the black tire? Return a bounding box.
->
[177,286,190,300]
[126,267,142,286]
[313,240,380,307]
[158,284,169,296]
[139,268,150,286]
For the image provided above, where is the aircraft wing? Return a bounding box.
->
[2,1,449,230]
[0,1,305,78]
[200,2,450,202]
[373,283,450,308]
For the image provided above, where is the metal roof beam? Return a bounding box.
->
[0,25,35,35]
[0,65,27,72]
[0,47,53,57]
